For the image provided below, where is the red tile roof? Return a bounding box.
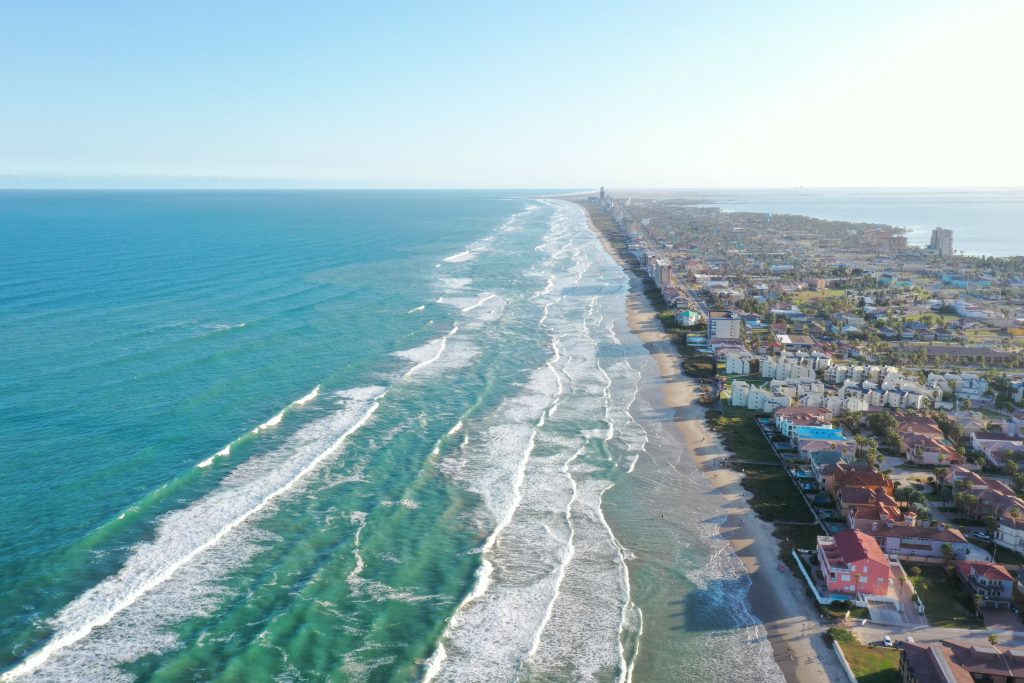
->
[833,529,888,566]
[956,560,1014,583]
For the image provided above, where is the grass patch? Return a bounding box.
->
[991,545,1024,566]
[737,464,816,523]
[774,523,821,551]
[709,411,779,464]
[838,641,900,683]
[792,288,849,303]
[908,565,984,629]
[905,312,959,324]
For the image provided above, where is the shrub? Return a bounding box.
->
[827,627,857,644]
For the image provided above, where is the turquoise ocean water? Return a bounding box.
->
[0,192,781,682]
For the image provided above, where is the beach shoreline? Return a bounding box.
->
[570,197,847,683]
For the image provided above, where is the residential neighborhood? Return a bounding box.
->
[587,190,1024,683]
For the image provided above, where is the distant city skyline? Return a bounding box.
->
[2,0,1022,189]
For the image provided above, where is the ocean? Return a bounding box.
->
[684,188,1024,257]
[0,191,781,682]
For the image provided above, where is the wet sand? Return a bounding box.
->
[577,201,846,682]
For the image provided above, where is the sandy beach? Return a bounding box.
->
[579,201,847,682]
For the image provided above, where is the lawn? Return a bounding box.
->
[709,409,780,464]
[775,522,822,551]
[736,464,816,524]
[839,641,900,683]
[905,312,959,324]
[792,288,849,303]
[907,565,983,628]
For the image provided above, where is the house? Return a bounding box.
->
[996,508,1024,556]
[952,411,989,435]
[824,461,893,496]
[817,529,891,596]
[971,431,1024,470]
[774,406,833,437]
[843,485,909,532]
[901,640,1024,683]
[809,450,855,474]
[955,561,1015,610]
[838,485,895,515]
[903,433,961,466]
[676,309,701,327]
[799,438,857,463]
[897,415,961,466]
[871,523,969,561]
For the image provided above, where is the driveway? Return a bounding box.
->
[866,599,906,626]
[982,608,1023,630]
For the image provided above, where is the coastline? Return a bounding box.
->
[571,198,847,683]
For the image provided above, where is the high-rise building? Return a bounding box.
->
[930,227,953,257]
[708,310,742,339]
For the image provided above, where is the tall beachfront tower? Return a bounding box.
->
[599,186,605,201]
[930,227,953,257]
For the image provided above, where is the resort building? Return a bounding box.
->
[707,310,742,340]
[929,227,954,257]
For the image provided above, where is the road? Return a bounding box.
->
[855,621,1024,649]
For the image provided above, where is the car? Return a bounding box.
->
[883,636,893,648]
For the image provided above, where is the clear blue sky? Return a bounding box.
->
[2,0,1021,188]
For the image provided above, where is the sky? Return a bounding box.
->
[1,0,1022,189]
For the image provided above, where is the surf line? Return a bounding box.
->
[459,293,496,313]
[404,324,458,378]
[2,386,386,682]
[424,346,566,681]
[196,385,321,468]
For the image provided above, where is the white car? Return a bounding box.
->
[883,636,893,648]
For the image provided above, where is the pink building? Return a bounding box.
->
[817,529,891,597]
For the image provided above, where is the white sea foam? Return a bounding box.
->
[435,276,473,292]
[251,384,320,433]
[394,324,459,378]
[458,293,495,313]
[421,642,447,683]
[3,386,386,681]
[442,249,474,263]
[194,386,321,469]
[293,385,320,406]
[407,305,426,314]
[429,202,642,681]
[346,511,369,587]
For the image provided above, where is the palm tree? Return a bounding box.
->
[984,515,1000,562]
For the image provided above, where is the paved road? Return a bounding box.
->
[856,621,1024,648]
